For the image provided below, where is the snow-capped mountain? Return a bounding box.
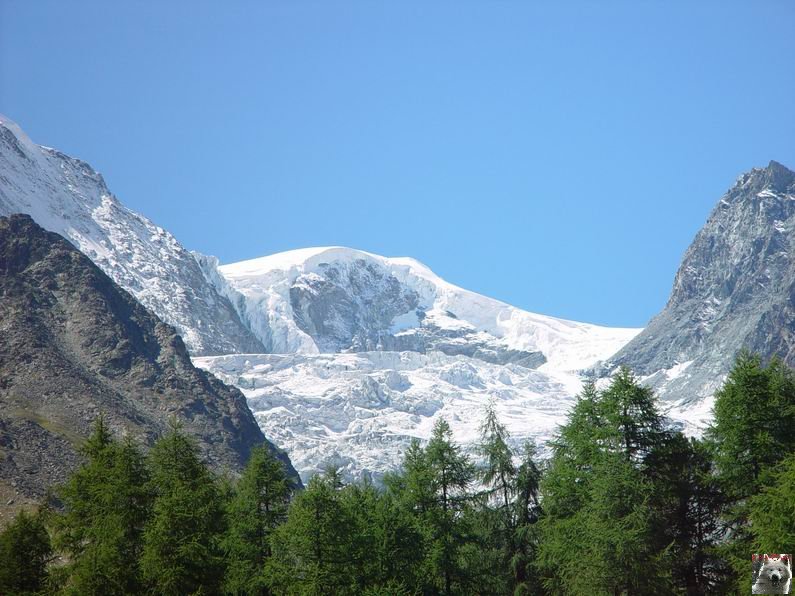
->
[199,246,638,372]
[195,247,641,481]
[0,115,263,356]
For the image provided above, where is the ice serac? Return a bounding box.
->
[0,115,264,356]
[0,214,298,515]
[596,161,795,430]
[196,246,641,482]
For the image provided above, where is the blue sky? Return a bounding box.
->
[1,1,793,327]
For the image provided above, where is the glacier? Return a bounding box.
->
[195,247,642,482]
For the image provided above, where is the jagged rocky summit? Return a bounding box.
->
[0,214,297,520]
[594,160,795,429]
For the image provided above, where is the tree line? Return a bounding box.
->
[1,351,794,595]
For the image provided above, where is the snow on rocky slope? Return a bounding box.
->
[195,247,641,482]
[0,115,264,356]
[594,161,795,435]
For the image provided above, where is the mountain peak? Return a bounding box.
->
[0,117,266,356]
[736,160,795,194]
[763,160,795,191]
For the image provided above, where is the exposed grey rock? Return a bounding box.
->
[595,161,795,406]
[0,214,298,514]
[213,254,548,368]
[289,260,421,352]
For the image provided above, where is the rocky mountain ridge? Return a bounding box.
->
[594,160,795,421]
[0,115,264,356]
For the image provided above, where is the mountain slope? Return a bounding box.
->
[196,247,641,481]
[0,115,264,356]
[597,160,795,426]
[0,214,296,517]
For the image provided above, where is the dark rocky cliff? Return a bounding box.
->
[0,214,297,520]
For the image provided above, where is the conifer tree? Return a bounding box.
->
[707,351,795,591]
[709,352,795,496]
[478,403,545,594]
[53,417,151,595]
[512,441,543,595]
[479,402,515,532]
[0,509,52,595]
[750,452,795,553]
[424,418,475,595]
[538,373,673,595]
[599,367,664,462]
[140,421,225,595]
[266,469,356,595]
[223,445,292,595]
[644,434,725,594]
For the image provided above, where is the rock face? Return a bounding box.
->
[0,214,297,516]
[0,115,264,356]
[596,161,795,424]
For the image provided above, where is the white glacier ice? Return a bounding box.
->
[195,247,643,482]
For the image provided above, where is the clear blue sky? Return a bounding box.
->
[2,1,793,327]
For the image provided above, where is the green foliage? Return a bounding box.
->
[140,421,225,595]
[750,452,795,553]
[707,351,795,591]
[538,371,673,595]
[511,441,543,595]
[709,352,795,496]
[52,417,151,595]
[223,445,292,595]
[644,434,725,593]
[0,509,52,595]
[420,418,476,594]
[266,470,356,595]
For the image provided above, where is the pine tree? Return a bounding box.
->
[750,452,795,553]
[424,418,475,595]
[0,509,52,595]
[479,402,516,534]
[599,367,664,463]
[478,403,542,594]
[223,445,292,595]
[709,352,795,496]
[361,485,426,592]
[707,352,795,591]
[266,469,356,595]
[52,417,151,595]
[337,480,428,593]
[511,441,543,595]
[644,434,725,594]
[538,373,673,595]
[140,421,225,595]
